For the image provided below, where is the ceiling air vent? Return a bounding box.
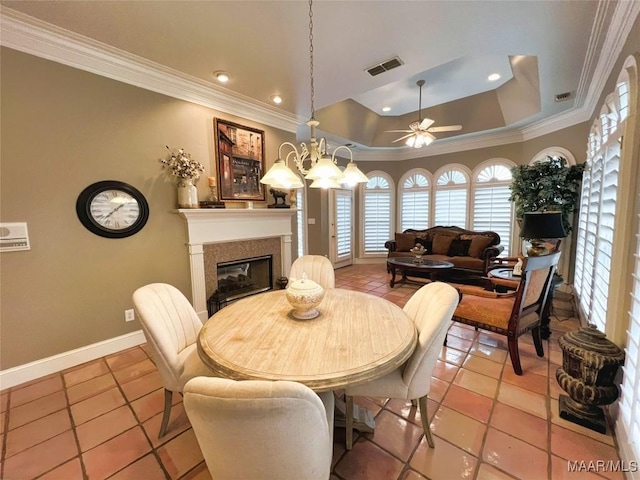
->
[554,91,573,102]
[366,56,404,77]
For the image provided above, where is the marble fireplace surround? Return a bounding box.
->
[176,209,295,321]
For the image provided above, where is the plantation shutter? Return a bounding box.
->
[573,166,592,303]
[335,192,351,257]
[574,79,626,335]
[401,173,430,231]
[296,189,305,258]
[471,164,513,255]
[435,189,467,227]
[591,142,620,331]
[364,176,392,254]
[619,192,640,465]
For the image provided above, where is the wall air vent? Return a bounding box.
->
[554,91,573,102]
[366,56,404,77]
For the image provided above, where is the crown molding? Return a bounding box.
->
[353,129,524,162]
[1,3,637,158]
[522,0,640,142]
[0,7,301,133]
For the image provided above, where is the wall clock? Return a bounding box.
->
[76,180,149,238]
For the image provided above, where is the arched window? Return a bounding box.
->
[434,166,469,228]
[574,62,629,333]
[471,160,514,255]
[574,88,624,334]
[399,169,431,231]
[362,171,394,254]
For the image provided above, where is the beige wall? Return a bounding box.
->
[0,47,295,369]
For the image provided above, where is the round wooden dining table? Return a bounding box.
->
[197,288,417,393]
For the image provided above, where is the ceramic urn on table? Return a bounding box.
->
[285,273,325,320]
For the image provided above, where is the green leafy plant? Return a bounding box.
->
[509,156,585,233]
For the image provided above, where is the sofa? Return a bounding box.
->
[385,226,503,283]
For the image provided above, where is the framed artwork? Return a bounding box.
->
[214,118,266,202]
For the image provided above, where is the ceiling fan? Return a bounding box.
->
[387,80,462,148]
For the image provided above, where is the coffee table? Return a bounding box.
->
[387,257,454,287]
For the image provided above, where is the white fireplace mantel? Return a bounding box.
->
[176,208,295,320]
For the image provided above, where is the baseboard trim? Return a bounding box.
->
[0,330,146,390]
[354,257,386,265]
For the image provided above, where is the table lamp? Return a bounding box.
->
[520,211,567,256]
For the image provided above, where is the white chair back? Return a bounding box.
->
[184,377,333,480]
[133,283,203,391]
[289,255,335,289]
[401,282,459,399]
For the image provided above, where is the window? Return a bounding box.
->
[574,90,624,333]
[610,56,639,468]
[472,161,514,255]
[400,170,430,231]
[362,172,393,254]
[619,190,640,468]
[434,167,469,228]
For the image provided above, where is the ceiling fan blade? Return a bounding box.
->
[384,130,413,133]
[392,133,417,143]
[427,125,462,133]
[418,118,435,130]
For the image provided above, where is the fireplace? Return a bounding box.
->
[208,255,273,315]
[176,208,295,321]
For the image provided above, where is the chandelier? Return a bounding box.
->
[260,0,368,190]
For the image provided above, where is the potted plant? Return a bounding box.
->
[509,156,585,233]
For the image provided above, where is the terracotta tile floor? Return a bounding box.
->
[0,263,624,479]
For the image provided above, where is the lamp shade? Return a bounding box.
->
[520,211,567,239]
[259,159,304,189]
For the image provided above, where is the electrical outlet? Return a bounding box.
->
[125,309,135,322]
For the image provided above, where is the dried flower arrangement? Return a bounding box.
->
[159,146,204,182]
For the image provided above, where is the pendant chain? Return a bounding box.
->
[308,0,315,119]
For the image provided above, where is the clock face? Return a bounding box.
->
[89,190,140,231]
[77,181,149,238]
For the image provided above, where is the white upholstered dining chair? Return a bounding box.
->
[344,282,459,449]
[289,255,335,289]
[132,283,215,438]
[184,377,334,480]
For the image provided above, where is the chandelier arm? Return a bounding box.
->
[277,141,301,162]
[289,146,310,175]
[331,145,353,163]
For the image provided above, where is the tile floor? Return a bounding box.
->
[0,263,624,480]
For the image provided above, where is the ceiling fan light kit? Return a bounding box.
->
[387,80,462,148]
[259,0,368,190]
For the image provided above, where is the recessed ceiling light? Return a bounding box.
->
[382,106,391,112]
[270,95,283,104]
[488,73,501,82]
[214,71,230,83]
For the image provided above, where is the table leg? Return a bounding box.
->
[389,264,397,287]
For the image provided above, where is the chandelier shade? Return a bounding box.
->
[258,158,304,189]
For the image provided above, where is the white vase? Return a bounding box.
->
[177,178,198,208]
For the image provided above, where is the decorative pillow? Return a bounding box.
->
[432,235,456,255]
[415,238,433,254]
[448,239,472,256]
[395,233,417,252]
[459,234,475,241]
[468,236,494,257]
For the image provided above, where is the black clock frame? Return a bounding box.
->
[76,180,149,238]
